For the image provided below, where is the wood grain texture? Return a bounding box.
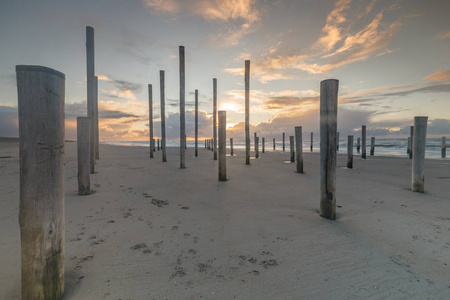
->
[77,117,91,195]
[295,127,303,173]
[412,117,427,192]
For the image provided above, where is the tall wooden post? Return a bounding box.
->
[347,135,353,169]
[407,137,411,155]
[273,138,276,150]
[160,70,167,162]
[195,89,198,157]
[213,78,218,160]
[409,126,414,159]
[179,46,186,168]
[230,138,234,156]
[442,136,447,158]
[290,136,295,163]
[254,132,257,153]
[255,136,259,158]
[77,117,91,195]
[245,60,250,165]
[262,137,265,153]
[320,79,338,220]
[94,75,99,160]
[157,139,160,151]
[357,137,361,153]
[412,117,428,192]
[336,132,340,151]
[370,137,375,156]
[148,84,154,158]
[361,125,366,159]
[86,26,96,173]
[17,65,65,299]
[152,139,155,152]
[218,111,227,181]
[283,133,286,151]
[310,132,313,152]
[295,126,303,173]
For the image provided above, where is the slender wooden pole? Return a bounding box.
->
[361,125,366,159]
[149,84,154,158]
[262,137,265,153]
[179,46,186,168]
[295,126,303,173]
[205,139,206,149]
[245,60,250,165]
[347,135,353,169]
[195,89,198,157]
[320,79,338,220]
[17,65,65,299]
[77,117,91,195]
[357,137,361,153]
[412,117,428,192]
[336,132,340,151]
[409,126,414,159]
[283,132,285,151]
[160,70,167,162]
[290,136,295,163]
[407,137,411,155]
[230,138,234,156]
[94,75,99,160]
[310,132,313,152]
[86,26,95,173]
[157,139,160,151]
[273,138,276,150]
[442,136,446,158]
[254,132,257,153]
[255,136,259,158]
[370,137,375,156]
[213,78,218,160]
[218,111,227,181]
[152,139,156,152]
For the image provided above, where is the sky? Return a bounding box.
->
[1,0,450,142]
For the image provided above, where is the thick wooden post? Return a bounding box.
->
[77,117,91,195]
[262,137,265,153]
[409,126,414,159]
[230,138,234,156]
[179,46,186,168]
[17,65,65,299]
[310,132,313,152]
[245,60,250,165]
[255,136,259,158]
[290,136,295,163]
[442,137,446,158]
[273,138,276,150]
[357,137,361,153]
[148,84,154,158]
[361,125,366,159]
[347,135,353,169]
[295,126,303,173]
[86,26,96,173]
[320,79,338,220]
[412,117,428,192]
[94,75,99,160]
[370,137,375,156]
[218,111,227,181]
[160,70,167,162]
[283,132,286,151]
[195,89,198,157]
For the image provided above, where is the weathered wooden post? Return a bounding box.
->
[94,75,99,160]
[310,132,313,152]
[17,65,65,299]
[213,78,218,160]
[262,137,265,153]
[407,137,411,155]
[273,138,276,150]
[336,132,340,151]
[412,117,428,192]
[370,137,375,156]
[442,137,447,158]
[409,126,414,159]
[245,60,250,165]
[77,117,91,195]
[320,79,338,220]
[218,111,227,181]
[255,136,259,158]
[230,138,234,156]
[357,137,361,153]
[290,136,295,163]
[205,139,207,149]
[361,125,366,159]
[254,132,257,153]
[211,138,214,152]
[86,26,96,173]
[152,139,156,152]
[347,135,353,169]
[148,84,154,158]
[295,126,303,173]
[157,139,160,151]
[195,89,198,157]
[283,132,286,151]
[160,70,167,162]
[179,46,186,168]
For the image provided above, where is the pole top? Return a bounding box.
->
[16,65,65,79]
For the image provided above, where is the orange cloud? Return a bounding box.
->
[142,0,179,14]
[424,69,450,82]
[436,30,450,40]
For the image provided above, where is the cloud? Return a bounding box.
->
[0,106,18,137]
[142,0,179,14]
[436,30,450,40]
[98,75,142,100]
[424,69,450,82]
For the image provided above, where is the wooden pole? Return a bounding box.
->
[409,126,414,159]
[254,132,257,153]
[218,111,227,181]
[283,132,285,151]
[245,60,250,165]
[273,138,276,150]
[213,78,218,160]
[407,137,411,155]
[357,137,361,153]
[336,131,340,151]
[255,136,259,158]
[17,65,65,299]
[290,136,295,163]
[230,138,234,156]
[195,89,198,157]
[262,137,265,153]
[157,139,160,151]
[86,26,96,173]
[160,70,167,162]
[148,84,154,158]
[442,136,446,158]
[320,79,338,220]
[295,126,303,173]
[310,132,313,152]
[179,46,186,168]
[94,75,99,160]
[152,139,156,152]
[361,125,366,159]
[412,117,428,192]
[347,135,353,169]
[77,117,91,195]
[370,137,375,156]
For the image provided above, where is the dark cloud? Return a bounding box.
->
[112,79,142,92]
[99,110,139,119]
[264,96,318,110]
[0,106,18,137]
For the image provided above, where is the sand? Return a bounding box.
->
[1,140,450,299]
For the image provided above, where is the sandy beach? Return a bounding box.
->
[1,140,450,299]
